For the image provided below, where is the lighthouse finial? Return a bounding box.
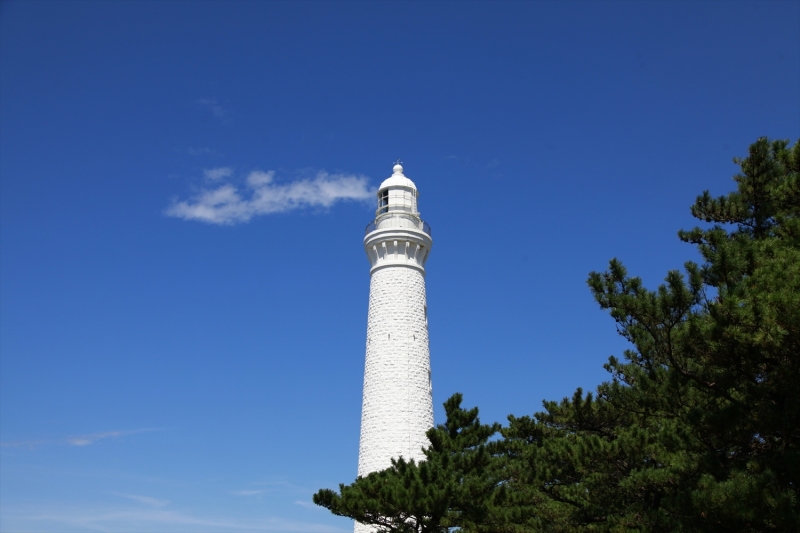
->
[393,159,403,174]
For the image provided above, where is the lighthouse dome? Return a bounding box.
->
[378,164,417,191]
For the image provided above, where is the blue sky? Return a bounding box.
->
[1,1,798,531]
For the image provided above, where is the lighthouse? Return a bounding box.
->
[356,163,434,521]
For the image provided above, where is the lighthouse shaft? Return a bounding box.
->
[358,266,432,475]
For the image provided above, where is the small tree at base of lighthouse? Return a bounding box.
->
[314,394,501,533]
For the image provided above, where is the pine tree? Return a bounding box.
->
[314,137,800,532]
[313,394,500,532]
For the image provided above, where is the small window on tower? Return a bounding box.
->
[378,190,389,214]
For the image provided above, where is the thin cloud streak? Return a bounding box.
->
[67,430,124,446]
[295,500,321,510]
[166,170,375,225]
[203,166,233,180]
[114,493,170,507]
[67,428,158,446]
[1,503,350,533]
[1,428,159,448]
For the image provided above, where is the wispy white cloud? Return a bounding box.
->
[2,428,158,448]
[0,503,350,533]
[233,490,264,496]
[203,166,233,180]
[295,500,321,510]
[114,492,170,507]
[67,428,156,446]
[67,430,126,446]
[166,169,375,225]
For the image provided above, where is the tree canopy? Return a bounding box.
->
[314,137,800,532]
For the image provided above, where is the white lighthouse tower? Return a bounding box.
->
[356,163,433,525]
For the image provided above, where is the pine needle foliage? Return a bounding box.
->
[313,394,501,533]
[314,137,800,532]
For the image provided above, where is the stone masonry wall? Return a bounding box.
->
[357,265,433,478]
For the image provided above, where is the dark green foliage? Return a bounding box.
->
[314,138,800,532]
[313,394,501,532]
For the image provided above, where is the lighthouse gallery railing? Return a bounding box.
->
[365,215,431,236]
